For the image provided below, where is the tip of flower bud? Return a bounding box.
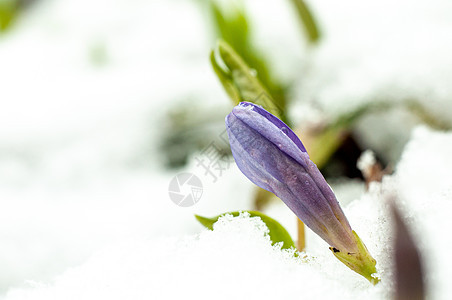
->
[330,231,380,285]
[229,102,308,155]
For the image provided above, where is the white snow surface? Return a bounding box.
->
[299,0,452,118]
[357,149,377,176]
[3,127,452,300]
[1,0,452,298]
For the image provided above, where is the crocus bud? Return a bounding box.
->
[226,102,379,284]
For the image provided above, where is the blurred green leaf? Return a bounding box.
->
[333,99,451,131]
[210,1,249,52]
[208,1,288,121]
[195,211,296,250]
[209,1,268,85]
[290,0,321,43]
[0,0,37,32]
[304,98,452,176]
[0,1,16,31]
[306,127,346,169]
[405,100,451,130]
[159,102,230,168]
[333,101,394,130]
[212,40,288,123]
[210,50,241,104]
[305,101,398,172]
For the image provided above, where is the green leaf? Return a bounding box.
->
[209,1,271,93]
[210,50,241,104]
[210,0,249,52]
[305,126,346,169]
[0,1,16,31]
[195,211,296,250]
[306,99,451,172]
[290,0,321,43]
[212,40,287,123]
[207,1,288,122]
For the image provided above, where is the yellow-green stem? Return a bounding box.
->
[297,218,306,251]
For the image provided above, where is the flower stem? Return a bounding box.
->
[297,218,306,251]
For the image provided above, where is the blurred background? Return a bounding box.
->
[0,0,451,297]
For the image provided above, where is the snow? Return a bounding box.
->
[3,127,452,299]
[298,0,452,118]
[357,149,377,177]
[1,213,389,300]
[1,0,452,298]
[394,127,452,300]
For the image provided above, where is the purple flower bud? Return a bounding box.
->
[226,102,378,283]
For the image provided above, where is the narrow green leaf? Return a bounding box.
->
[207,1,288,122]
[195,211,296,250]
[209,0,270,90]
[210,50,241,104]
[210,1,249,51]
[305,127,345,169]
[212,40,286,122]
[0,1,16,31]
[290,0,321,43]
[405,100,451,130]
